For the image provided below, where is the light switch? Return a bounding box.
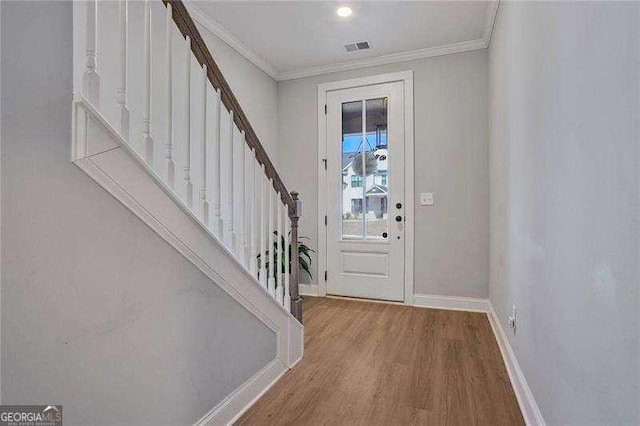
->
[420,192,434,206]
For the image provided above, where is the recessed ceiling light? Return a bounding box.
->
[337,6,352,17]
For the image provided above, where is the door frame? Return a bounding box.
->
[317,71,414,305]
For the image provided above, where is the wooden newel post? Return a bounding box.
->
[289,191,303,322]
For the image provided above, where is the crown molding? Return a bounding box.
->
[277,38,487,81]
[185,0,500,82]
[184,1,280,80]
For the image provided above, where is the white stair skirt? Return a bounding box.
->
[72,98,303,424]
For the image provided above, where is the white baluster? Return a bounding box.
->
[212,88,223,238]
[259,165,267,288]
[276,197,284,304]
[250,153,258,277]
[226,111,235,251]
[183,36,193,208]
[164,4,175,188]
[83,0,100,105]
[244,146,252,266]
[199,65,209,226]
[238,132,246,265]
[268,182,276,297]
[117,0,129,139]
[284,215,291,312]
[141,0,153,164]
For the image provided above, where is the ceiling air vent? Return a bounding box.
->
[344,41,370,52]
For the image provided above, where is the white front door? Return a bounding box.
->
[326,81,405,301]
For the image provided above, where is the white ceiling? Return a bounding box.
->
[189,1,498,81]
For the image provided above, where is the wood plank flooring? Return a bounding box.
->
[237,297,524,426]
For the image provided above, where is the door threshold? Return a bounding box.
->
[324,294,405,306]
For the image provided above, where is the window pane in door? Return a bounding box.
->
[341,101,363,239]
[365,98,388,240]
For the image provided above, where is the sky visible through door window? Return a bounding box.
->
[342,133,387,154]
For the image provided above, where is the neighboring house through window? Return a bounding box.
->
[351,175,362,188]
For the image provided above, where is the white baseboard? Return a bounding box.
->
[195,316,303,426]
[413,294,544,424]
[413,293,490,312]
[299,284,319,297]
[194,358,287,426]
[487,303,545,426]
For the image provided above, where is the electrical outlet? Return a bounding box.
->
[507,305,517,333]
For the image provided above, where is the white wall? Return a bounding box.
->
[489,2,639,424]
[277,51,489,298]
[1,2,277,424]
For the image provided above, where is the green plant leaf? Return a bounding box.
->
[299,245,313,257]
[256,231,314,280]
[299,256,312,278]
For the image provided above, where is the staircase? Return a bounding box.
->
[70,1,303,422]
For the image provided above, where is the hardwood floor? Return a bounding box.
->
[237,297,524,426]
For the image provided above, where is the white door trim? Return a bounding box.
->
[317,71,414,304]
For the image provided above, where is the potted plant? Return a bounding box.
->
[256,231,314,284]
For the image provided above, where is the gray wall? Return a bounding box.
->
[277,51,489,298]
[198,22,280,167]
[489,2,639,424]
[1,2,276,424]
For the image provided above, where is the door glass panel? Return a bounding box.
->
[341,98,388,240]
[341,100,363,239]
[365,98,388,240]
